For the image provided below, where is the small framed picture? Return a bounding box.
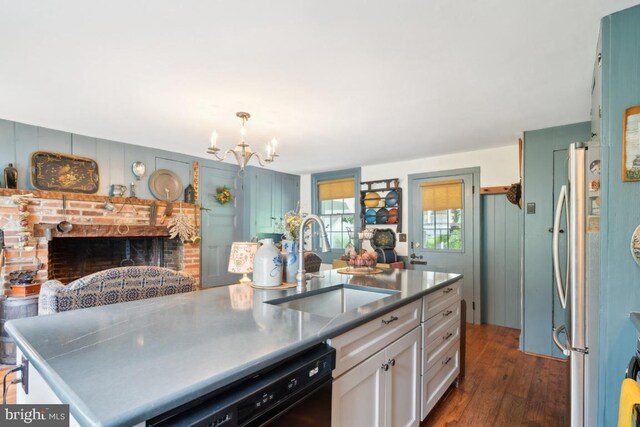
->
[623,105,640,181]
[589,160,601,175]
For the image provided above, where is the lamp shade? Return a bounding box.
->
[228,242,258,274]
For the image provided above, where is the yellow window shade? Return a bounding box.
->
[319,178,355,200]
[421,180,463,211]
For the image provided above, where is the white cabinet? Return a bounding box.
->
[328,299,421,378]
[332,327,420,427]
[420,282,462,421]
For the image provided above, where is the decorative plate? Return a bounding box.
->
[364,192,381,208]
[149,169,183,201]
[631,224,640,266]
[31,151,99,194]
[387,208,398,224]
[365,208,377,224]
[385,190,398,207]
[370,228,396,249]
[376,207,388,224]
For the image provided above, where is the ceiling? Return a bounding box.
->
[0,0,637,175]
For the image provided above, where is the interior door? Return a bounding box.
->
[552,149,569,358]
[201,165,240,287]
[410,172,476,323]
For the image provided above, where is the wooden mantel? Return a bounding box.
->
[33,224,171,239]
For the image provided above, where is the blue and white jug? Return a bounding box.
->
[253,239,283,287]
[281,240,299,284]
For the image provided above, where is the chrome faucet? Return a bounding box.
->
[296,214,331,291]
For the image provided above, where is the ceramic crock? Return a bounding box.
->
[252,238,283,287]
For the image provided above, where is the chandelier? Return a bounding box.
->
[207,112,278,172]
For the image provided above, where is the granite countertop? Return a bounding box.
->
[6,268,461,427]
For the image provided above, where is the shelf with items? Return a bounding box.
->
[360,178,402,232]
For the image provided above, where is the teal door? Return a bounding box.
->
[200,165,241,287]
[409,171,478,323]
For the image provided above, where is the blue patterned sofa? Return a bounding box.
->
[38,266,195,315]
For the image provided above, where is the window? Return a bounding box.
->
[421,180,463,250]
[318,178,356,250]
[311,169,360,261]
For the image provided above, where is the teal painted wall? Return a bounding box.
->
[0,118,241,201]
[598,5,640,425]
[522,121,592,357]
[481,193,522,329]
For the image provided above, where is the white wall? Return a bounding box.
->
[300,144,519,256]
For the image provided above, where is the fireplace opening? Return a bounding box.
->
[48,237,182,284]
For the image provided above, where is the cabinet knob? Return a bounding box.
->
[381,363,389,371]
[388,358,396,367]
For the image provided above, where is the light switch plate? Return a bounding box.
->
[527,203,536,214]
[398,233,407,242]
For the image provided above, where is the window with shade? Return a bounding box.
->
[421,180,463,250]
[318,177,356,251]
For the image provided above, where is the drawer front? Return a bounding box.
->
[421,340,460,420]
[422,320,460,374]
[422,281,461,321]
[421,300,460,349]
[328,299,421,378]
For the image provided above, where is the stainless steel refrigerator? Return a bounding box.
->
[551,141,600,427]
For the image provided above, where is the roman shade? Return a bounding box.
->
[421,179,463,211]
[319,178,355,200]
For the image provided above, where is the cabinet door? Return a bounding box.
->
[385,327,420,427]
[254,168,275,234]
[332,348,386,427]
[281,174,300,214]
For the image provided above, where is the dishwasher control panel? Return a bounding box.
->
[147,344,335,427]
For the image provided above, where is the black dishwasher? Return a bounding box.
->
[148,344,335,427]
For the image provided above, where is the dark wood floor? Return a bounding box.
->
[423,323,569,426]
[0,324,568,426]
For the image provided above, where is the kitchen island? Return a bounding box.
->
[6,269,462,426]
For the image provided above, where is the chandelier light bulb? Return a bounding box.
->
[210,130,218,148]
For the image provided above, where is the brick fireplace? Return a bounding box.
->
[0,190,201,293]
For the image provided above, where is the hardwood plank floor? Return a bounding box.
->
[423,323,569,427]
[0,365,17,404]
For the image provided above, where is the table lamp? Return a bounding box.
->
[228,242,258,284]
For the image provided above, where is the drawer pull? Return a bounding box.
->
[443,287,454,294]
[381,315,399,325]
[381,363,389,371]
[443,310,453,317]
[443,332,453,341]
[442,357,452,366]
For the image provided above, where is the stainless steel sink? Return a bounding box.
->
[266,285,398,316]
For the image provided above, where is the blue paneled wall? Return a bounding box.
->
[598,5,640,425]
[0,118,238,201]
[481,193,522,329]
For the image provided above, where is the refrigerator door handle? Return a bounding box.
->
[552,324,571,356]
[552,184,569,308]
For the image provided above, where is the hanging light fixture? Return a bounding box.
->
[207,112,278,172]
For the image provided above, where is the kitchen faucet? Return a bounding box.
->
[296,214,331,291]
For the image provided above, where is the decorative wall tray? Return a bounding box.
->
[31,151,99,194]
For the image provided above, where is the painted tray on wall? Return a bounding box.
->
[31,151,100,194]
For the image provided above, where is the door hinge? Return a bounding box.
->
[472,185,475,194]
[472,301,476,310]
